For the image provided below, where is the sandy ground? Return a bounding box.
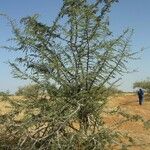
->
[104,94,150,150]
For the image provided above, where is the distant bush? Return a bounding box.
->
[133,79,150,93]
[0,90,11,96]
[15,84,58,99]
[15,84,42,99]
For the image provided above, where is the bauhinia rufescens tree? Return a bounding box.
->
[1,0,136,149]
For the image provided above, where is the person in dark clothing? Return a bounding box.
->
[137,89,144,105]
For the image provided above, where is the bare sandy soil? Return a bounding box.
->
[104,94,150,150]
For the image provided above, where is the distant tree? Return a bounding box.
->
[133,79,150,93]
[1,0,137,149]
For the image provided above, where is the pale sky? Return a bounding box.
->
[0,0,150,93]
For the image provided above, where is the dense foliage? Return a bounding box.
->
[0,0,139,149]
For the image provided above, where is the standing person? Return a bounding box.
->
[138,89,144,105]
